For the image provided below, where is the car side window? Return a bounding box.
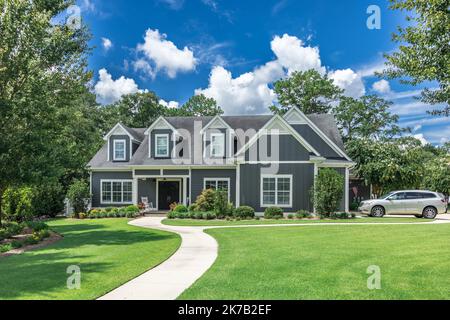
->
[389,192,406,200]
[420,193,437,199]
[406,192,420,199]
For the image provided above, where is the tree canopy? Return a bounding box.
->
[270,70,343,115]
[380,0,450,116]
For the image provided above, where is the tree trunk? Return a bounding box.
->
[0,186,3,228]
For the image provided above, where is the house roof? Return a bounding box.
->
[88,114,349,168]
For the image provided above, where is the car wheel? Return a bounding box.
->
[414,214,423,218]
[371,206,385,217]
[422,207,437,219]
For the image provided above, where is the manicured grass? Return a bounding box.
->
[180,223,450,299]
[0,218,181,300]
[163,217,432,227]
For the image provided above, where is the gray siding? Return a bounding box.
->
[239,163,314,213]
[245,134,310,162]
[135,169,161,176]
[292,124,341,158]
[138,179,157,209]
[163,169,189,176]
[91,171,133,207]
[191,169,236,205]
[109,135,131,162]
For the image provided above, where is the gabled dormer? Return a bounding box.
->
[144,116,179,159]
[200,116,235,159]
[104,123,142,162]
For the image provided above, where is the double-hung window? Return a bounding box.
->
[155,134,169,157]
[113,140,126,161]
[210,133,225,158]
[204,178,230,200]
[261,175,292,207]
[101,180,133,204]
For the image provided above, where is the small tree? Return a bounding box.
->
[213,190,229,216]
[66,180,90,214]
[312,168,344,216]
[194,189,216,212]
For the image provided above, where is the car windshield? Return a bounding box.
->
[380,192,395,199]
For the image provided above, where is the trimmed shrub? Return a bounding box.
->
[167,211,177,219]
[188,204,198,212]
[194,189,216,212]
[264,207,284,219]
[79,213,87,220]
[213,190,228,216]
[203,212,216,220]
[287,214,294,219]
[3,187,34,222]
[125,205,140,213]
[194,212,204,220]
[296,210,313,219]
[24,221,48,232]
[312,168,344,216]
[234,206,255,219]
[174,205,188,213]
[66,179,90,214]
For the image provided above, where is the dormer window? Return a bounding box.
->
[113,139,126,161]
[210,133,225,158]
[155,134,169,157]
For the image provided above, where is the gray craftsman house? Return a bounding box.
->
[87,107,354,213]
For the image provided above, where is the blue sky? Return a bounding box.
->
[77,0,449,145]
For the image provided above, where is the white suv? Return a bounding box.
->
[359,190,447,219]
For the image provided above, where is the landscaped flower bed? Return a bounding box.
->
[73,205,141,220]
[0,221,52,254]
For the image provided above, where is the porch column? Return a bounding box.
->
[182,177,187,206]
[133,177,138,205]
[345,167,350,213]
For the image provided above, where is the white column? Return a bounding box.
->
[313,164,319,214]
[133,177,138,205]
[183,177,187,206]
[236,163,240,207]
[345,167,350,213]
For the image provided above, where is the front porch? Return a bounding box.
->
[133,173,190,212]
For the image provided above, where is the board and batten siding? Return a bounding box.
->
[191,169,236,204]
[291,124,341,158]
[245,134,311,162]
[91,171,133,207]
[239,163,315,213]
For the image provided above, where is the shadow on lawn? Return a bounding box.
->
[0,220,178,299]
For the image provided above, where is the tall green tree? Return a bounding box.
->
[270,70,343,115]
[334,95,409,142]
[0,0,92,225]
[176,94,223,117]
[380,0,449,115]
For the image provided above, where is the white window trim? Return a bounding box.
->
[100,179,133,205]
[155,134,169,158]
[260,174,293,208]
[203,178,231,201]
[113,139,126,161]
[210,132,225,158]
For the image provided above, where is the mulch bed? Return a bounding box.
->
[0,231,63,259]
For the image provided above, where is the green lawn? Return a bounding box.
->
[0,218,180,300]
[163,217,432,227]
[180,223,450,299]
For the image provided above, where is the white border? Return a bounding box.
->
[113,139,126,161]
[103,122,141,143]
[155,134,169,158]
[203,177,231,201]
[260,174,293,208]
[100,179,134,205]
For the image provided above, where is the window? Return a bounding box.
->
[155,134,169,157]
[210,133,225,157]
[101,180,133,204]
[113,140,126,161]
[388,192,406,200]
[420,192,437,199]
[261,175,292,207]
[204,178,230,200]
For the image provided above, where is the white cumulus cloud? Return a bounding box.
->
[329,69,365,98]
[372,79,391,94]
[271,34,325,75]
[101,37,113,51]
[413,134,428,146]
[135,29,197,78]
[94,69,140,105]
[159,99,180,109]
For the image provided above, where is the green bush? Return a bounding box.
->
[11,240,23,249]
[194,189,216,212]
[264,207,284,219]
[194,212,204,220]
[188,204,198,212]
[213,190,229,216]
[24,235,39,246]
[3,187,34,222]
[126,211,138,218]
[234,206,255,219]
[312,168,344,216]
[125,205,140,213]
[0,244,12,253]
[287,214,294,219]
[296,210,313,219]
[203,212,216,220]
[23,221,48,232]
[167,211,177,219]
[66,179,90,214]
[31,182,65,217]
[79,213,87,219]
[174,205,188,213]
[349,201,360,211]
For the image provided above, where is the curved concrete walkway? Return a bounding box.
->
[99,214,450,300]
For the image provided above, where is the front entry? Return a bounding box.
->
[158,181,180,210]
